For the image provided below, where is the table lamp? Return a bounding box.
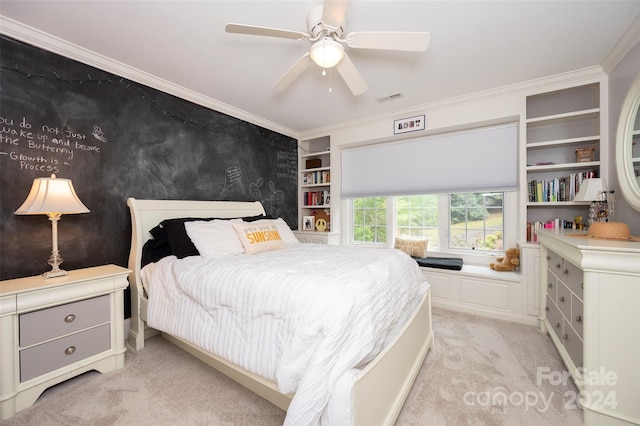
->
[573,178,614,225]
[15,174,89,279]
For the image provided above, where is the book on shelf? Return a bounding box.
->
[303,170,330,185]
[528,170,597,203]
[304,190,330,206]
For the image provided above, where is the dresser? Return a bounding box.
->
[0,265,130,419]
[537,229,640,426]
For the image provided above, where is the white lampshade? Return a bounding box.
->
[574,178,607,202]
[15,174,89,215]
[310,38,344,69]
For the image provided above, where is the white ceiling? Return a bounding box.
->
[1,1,640,136]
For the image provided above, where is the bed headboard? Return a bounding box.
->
[126,197,266,350]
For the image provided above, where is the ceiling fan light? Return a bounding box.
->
[310,38,344,69]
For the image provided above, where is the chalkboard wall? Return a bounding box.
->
[0,36,298,304]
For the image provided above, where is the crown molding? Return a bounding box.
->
[0,16,298,139]
[299,66,607,140]
[601,12,640,74]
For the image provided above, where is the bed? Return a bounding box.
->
[126,198,434,425]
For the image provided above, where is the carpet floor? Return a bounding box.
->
[4,307,583,425]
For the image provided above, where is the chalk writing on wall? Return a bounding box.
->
[0,116,105,175]
[0,35,298,293]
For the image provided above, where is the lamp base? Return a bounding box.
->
[43,249,67,279]
[42,269,68,279]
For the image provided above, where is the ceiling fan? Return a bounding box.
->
[225,0,430,96]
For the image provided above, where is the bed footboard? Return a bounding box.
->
[352,288,434,426]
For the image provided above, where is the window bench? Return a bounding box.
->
[421,264,537,326]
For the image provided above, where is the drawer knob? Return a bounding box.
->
[576,315,583,323]
[555,322,561,329]
[64,314,76,323]
[64,346,76,356]
[559,296,565,303]
[555,263,561,269]
[548,282,553,289]
[545,306,549,312]
[563,334,569,341]
[546,255,550,260]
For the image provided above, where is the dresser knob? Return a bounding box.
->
[576,315,582,323]
[555,263,561,269]
[559,296,565,303]
[64,314,76,323]
[548,282,553,288]
[545,306,549,312]
[64,346,76,356]
[563,334,569,340]
[546,255,550,260]
[555,322,561,329]
[563,268,569,275]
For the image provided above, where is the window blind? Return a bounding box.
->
[341,122,518,198]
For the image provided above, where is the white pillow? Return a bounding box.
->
[232,221,285,254]
[250,218,300,246]
[185,219,244,258]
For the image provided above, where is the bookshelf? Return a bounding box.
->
[525,82,607,238]
[297,136,339,244]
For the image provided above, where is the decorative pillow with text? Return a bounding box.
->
[250,217,300,246]
[232,221,285,254]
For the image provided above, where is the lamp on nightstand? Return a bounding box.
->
[15,174,89,279]
[573,178,614,225]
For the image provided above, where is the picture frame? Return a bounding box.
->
[303,215,315,231]
[394,114,425,135]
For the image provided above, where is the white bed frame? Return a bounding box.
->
[126,197,434,425]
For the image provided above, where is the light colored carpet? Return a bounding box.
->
[4,308,583,425]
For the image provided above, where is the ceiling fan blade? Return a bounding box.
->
[335,53,367,96]
[322,0,349,29]
[347,32,430,52]
[225,23,309,40]
[272,53,312,91]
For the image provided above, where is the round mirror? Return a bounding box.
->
[616,72,640,212]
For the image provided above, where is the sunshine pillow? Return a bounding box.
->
[250,217,300,246]
[394,237,428,258]
[233,221,285,254]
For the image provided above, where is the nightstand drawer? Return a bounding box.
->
[20,323,111,382]
[19,295,109,347]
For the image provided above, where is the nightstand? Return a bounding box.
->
[0,265,130,419]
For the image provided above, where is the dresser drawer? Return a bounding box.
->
[556,282,571,319]
[562,260,583,299]
[20,323,111,382]
[19,295,109,347]
[562,318,583,369]
[546,270,557,300]
[546,295,563,342]
[547,250,562,278]
[571,295,584,338]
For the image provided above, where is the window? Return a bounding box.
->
[352,197,386,243]
[351,192,509,254]
[449,193,503,250]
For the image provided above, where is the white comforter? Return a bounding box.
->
[142,243,428,425]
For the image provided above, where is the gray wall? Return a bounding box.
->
[608,41,640,234]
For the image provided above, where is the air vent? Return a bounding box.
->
[375,92,404,103]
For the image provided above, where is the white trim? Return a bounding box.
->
[0,16,297,139]
[601,12,640,74]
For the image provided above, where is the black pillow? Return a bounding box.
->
[141,224,172,267]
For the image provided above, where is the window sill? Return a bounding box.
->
[420,263,521,283]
